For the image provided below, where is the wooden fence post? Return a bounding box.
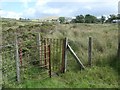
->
[15,34,20,82]
[88,37,92,66]
[118,4,120,58]
[64,38,68,72]
[37,33,41,65]
[62,37,68,73]
[118,1,120,58]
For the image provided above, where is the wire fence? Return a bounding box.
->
[1,44,16,85]
[2,33,66,84]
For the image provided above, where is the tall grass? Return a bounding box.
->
[2,21,119,88]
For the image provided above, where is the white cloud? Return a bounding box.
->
[0,0,119,2]
[0,10,22,19]
[43,8,61,14]
[0,0,119,19]
[118,1,120,14]
[36,0,119,3]
[23,8,36,18]
[84,6,92,10]
[36,0,51,6]
[21,0,31,8]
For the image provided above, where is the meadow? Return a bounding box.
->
[1,19,119,88]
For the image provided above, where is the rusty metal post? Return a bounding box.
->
[61,39,65,73]
[19,45,22,66]
[48,45,51,78]
[44,39,47,66]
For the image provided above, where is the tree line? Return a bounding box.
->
[59,14,120,24]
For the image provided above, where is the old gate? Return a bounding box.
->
[17,33,67,81]
[2,32,67,84]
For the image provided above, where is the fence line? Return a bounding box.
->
[2,33,89,84]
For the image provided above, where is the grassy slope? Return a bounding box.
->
[2,21,119,88]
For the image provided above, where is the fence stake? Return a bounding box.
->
[15,34,20,82]
[64,38,68,72]
[48,45,51,78]
[61,39,65,73]
[37,33,41,65]
[44,39,47,66]
[62,37,68,73]
[88,37,92,66]
[19,43,22,66]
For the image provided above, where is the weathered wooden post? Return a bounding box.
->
[37,33,41,65]
[64,38,68,72]
[88,37,92,66]
[15,34,20,82]
[118,2,120,58]
[62,37,68,73]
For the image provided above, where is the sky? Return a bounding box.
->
[0,0,119,19]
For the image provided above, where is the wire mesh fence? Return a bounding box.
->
[2,32,66,84]
[1,44,16,85]
[19,44,51,81]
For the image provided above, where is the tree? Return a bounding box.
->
[76,15,84,23]
[19,18,22,20]
[101,16,106,24]
[107,14,117,23]
[59,17,65,23]
[71,19,76,23]
[85,14,97,23]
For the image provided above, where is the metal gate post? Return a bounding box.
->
[44,39,47,66]
[48,45,51,78]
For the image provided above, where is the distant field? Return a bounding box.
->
[1,20,119,88]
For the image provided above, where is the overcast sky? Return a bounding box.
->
[0,0,119,19]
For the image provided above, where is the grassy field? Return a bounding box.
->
[1,20,119,88]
